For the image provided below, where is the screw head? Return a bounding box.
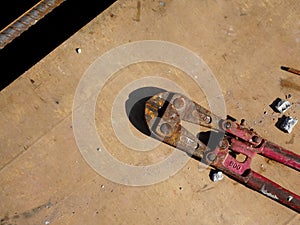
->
[218,139,229,149]
[207,153,217,162]
[160,123,172,136]
[173,97,185,110]
[252,136,261,143]
[224,121,231,129]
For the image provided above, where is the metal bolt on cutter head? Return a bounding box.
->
[144,91,300,213]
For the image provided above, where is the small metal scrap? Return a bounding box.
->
[279,116,298,133]
[211,171,224,182]
[274,99,291,113]
[159,1,166,7]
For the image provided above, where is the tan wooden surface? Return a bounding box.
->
[1,0,300,224]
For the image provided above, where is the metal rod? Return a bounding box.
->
[281,66,300,76]
[0,0,66,50]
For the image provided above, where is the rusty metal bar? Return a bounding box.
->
[0,0,66,50]
[281,66,300,76]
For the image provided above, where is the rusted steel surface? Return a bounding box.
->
[0,0,66,49]
[145,92,216,159]
[145,91,300,213]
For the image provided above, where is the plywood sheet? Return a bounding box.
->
[1,0,300,224]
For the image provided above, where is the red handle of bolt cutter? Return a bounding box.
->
[245,171,300,213]
[261,141,300,171]
[223,119,300,171]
